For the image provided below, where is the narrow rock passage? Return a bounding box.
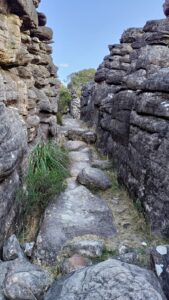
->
[34,116,116,265]
[34,115,158,267]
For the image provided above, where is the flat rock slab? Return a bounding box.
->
[69,150,91,163]
[45,259,167,300]
[34,186,116,265]
[77,167,112,190]
[69,150,91,177]
[62,117,82,129]
[64,140,87,151]
[68,129,97,144]
[62,240,104,258]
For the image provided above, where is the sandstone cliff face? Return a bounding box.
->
[81,17,169,237]
[0,0,59,247]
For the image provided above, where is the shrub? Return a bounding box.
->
[17,142,69,215]
[58,85,71,114]
[67,68,96,97]
[56,111,63,125]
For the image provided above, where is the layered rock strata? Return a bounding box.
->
[81,13,169,237]
[0,0,59,248]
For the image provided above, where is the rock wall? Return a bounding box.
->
[70,91,81,119]
[81,12,169,237]
[0,0,59,247]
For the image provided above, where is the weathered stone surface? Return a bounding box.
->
[0,105,27,248]
[31,27,53,41]
[0,236,51,300]
[0,14,21,65]
[69,150,91,163]
[0,104,27,181]
[80,16,169,237]
[70,92,81,119]
[77,167,112,190]
[0,0,59,249]
[64,140,87,151]
[34,186,116,265]
[61,254,92,275]
[151,245,169,299]
[0,261,12,300]
[68,147,91,177]
[63,240,104,258]
[68,128,97,144]
[45,259,166,300]
[3,235,24,261]
[38,12,47,26]
[3,259,52,300]
[10,0,38,29]
[0,0,9,14]
[22,242,35,258]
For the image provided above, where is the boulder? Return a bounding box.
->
[3,235,24,261]
[3,259,52,300]
[0,104,27,181]
[22,242,35,258]
[31,26,53,41]
[34,186,116,265]
[45,259,167,300]
[0,105,27,248]
[38,12,47,26]
[0,235,51,300]
[10,0,38,29]
[77,167,112,190]
[0,261,12,300]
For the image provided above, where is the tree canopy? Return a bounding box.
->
[67,68,96,96]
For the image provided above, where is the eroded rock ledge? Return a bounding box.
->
[81,11,169,237]
[0,0,59,248]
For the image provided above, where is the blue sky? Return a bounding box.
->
[39,0,164,83]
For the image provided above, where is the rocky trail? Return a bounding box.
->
[36,115,169,299]
[0,115,168,300]
[1,0,169,299]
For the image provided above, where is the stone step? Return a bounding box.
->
[34,185,116,265]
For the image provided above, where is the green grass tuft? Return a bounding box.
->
[17,142,69,215]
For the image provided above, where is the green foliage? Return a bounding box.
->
[67,68,96,97]
[57,111,63,125]
[93,248,118,264]
[58,85,72,114]
[17,142,69,215]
